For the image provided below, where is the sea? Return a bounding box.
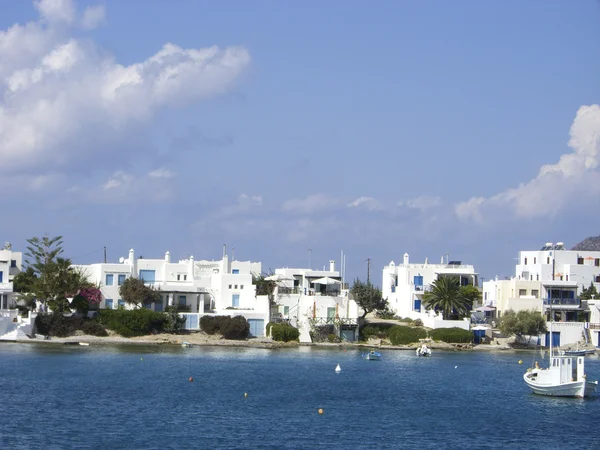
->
[0,343,599,450]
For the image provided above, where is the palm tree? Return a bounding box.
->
[422,276,470,320]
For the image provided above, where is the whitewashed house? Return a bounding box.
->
[269,260,359,343]
[483,241,599,348]
[381,253,477,330]
[0,243,22,309]
[73,248,269,337]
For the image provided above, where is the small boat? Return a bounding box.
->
[335,363,342,373]
[563,349,586,357]
[363,351,382,361]
[181,342,192,348]
[78,342,90,346]
[523,298,598,398]
[416,344,431,357]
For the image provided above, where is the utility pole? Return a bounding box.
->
[308,248,312,270]
[367,258,371,284]
[104,246,107,263]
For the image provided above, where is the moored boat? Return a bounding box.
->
[363,350,382,361]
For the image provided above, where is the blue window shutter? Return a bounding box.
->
[0,271,3,283]
[232,294,240,307]
[118,274,126,286]
[232,269,240,274]
[414,299,421,312]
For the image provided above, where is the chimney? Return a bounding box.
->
[329,260,335,272]
[404,253,409,266]
[165,251,170,263]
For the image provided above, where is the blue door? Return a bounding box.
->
[248,319,264,337]
[545,332,560,348]
[414,299,421,312]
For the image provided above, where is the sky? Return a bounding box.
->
[1,0,600,285]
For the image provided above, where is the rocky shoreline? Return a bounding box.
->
[6,330,518,352]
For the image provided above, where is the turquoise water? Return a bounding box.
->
[0,344,599,449]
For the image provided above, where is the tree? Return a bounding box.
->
[252,273,276,296]
[422,276,471,320]
[13,267,38,311]
[350,279,387,319]
[460,284,481,311]
[580,282,598,300]
[24,234,64,306]
[119,277,160,308]
[499,309,547,345]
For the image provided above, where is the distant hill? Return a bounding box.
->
[571,235,600,251]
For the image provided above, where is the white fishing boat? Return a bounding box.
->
[416,339,432,357]
[523,294,598,398]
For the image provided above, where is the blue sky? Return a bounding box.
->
[1,0,600,283]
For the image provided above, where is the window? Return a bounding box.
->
[578,257,584,265]
[596,259,600,267]
[0,271,3,283]
[105,274,114,286]
[232,269,240,274]
[532,290,539,297]
[139,270,155,283]
[235,285,238,289]
[10,260,16,268]
[178,295,187,306]
[177,274,180,281]
[183,275,187,281]
[105,299,114,309]
[118,299,125,308]
[524,258,528,265]
[232,294,240,307]
[229,284,232,289]
[414,299,422,312]
[284,306,289,315]
[240,285,244,289]
[484,292,488,301]
[546,257,550,264]
[118,274,126,286]
[533,257,536,264]
[155,301,163,312]
[518,289,527,297]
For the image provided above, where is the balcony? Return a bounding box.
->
[0,282,13,292]
[543,298,581,307]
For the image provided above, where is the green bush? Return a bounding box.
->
[34,313,84,337]
[388,325,427,345]
[81,320,108,337]
[96,309,166,337]
[430,327,473,344]
[327,333,340,343]
[163,306,187,334]
[200,315,250,340]
[220,316,250,340]
[271,323,299,342]
[359,323,396,340]
[413,319,423,327]
[70,295,90,315]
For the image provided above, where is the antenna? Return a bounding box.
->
[104,246,107,263]
[367,258,371,284]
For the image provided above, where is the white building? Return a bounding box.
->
[270,260,360,343]
[73,248,269,337]
[0,243,22,309]
[381,253,477,330]
[483,241,600,348]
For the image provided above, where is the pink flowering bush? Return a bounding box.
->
[79,287,103,305]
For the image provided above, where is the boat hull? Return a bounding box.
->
[523,373,598,398]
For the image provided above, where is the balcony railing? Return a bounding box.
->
[543,298,580,306]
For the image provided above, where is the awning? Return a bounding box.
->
[475,306,496,312]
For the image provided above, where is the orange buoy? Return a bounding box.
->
[188,377,194,382]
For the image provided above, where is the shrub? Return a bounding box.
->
[81,320,108,337]
[429,327,473,344]
[96,309,166,337]
[200,315,250,340]
[34,313,84,337]
[375,307,397,320]
[163,306,187,334]
[359,323,396,340]
[310,325,334,343]
[70,295,90,316]
[220,316,250,340]
[387,325,427,345]
[327,333,340,343]
[200,316,220,335]
[271,323,299,342]
[413,319,423,327]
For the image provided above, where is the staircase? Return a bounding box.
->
[0,321,33,341]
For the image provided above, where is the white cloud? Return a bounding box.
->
[102,171,132,190]
[347,196,383,211]
[81,4,105,29]
[0,1,251,174]
[455,105,600,222]
[217,193,264,217]
[282,193,341,214]
[34,0,76,24]
[148,168,174,179]
[400,196,442,212]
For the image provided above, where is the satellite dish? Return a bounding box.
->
[119,257,125,263]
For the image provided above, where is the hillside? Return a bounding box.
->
[571,235,600,251]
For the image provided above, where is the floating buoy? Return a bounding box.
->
[318,408,324,415]
[454,365,458,369]
[244,393,248,398]
[140,358,143,361]
[188,377,194,382]
[518,360,523,365]
[335,364,341,373]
